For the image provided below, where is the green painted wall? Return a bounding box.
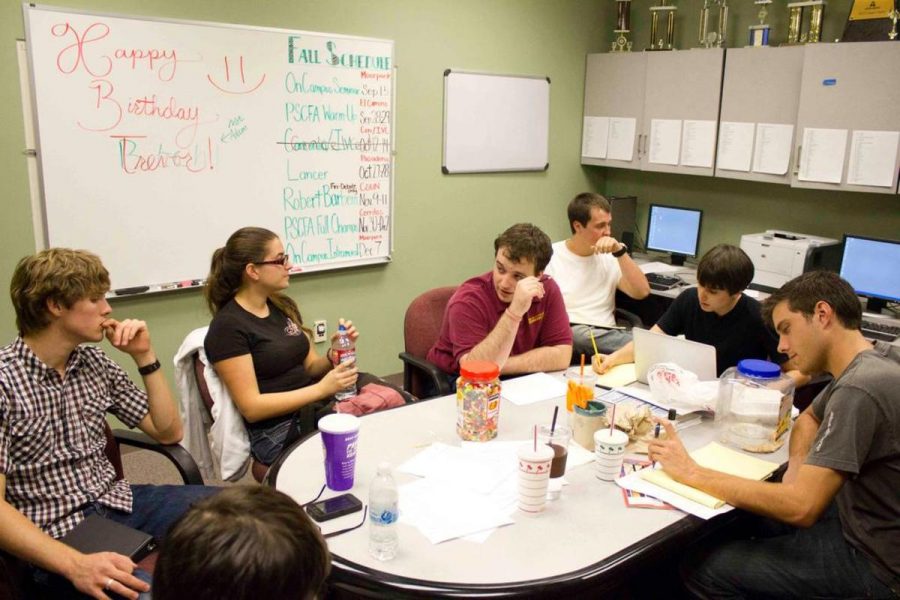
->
[0,0,609,389]
[2,0,896,403]
[598,0,899,255]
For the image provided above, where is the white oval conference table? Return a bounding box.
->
[269,382,787,599]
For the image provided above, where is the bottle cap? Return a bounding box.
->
[338,323,347,332]
[736,359,780,379]
[459,360,500,382]
[377,461,392,475]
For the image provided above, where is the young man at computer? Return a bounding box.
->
[427,223,572,388]
[544,193,650,360]
[649,271,899,598]
[595,244,790,377]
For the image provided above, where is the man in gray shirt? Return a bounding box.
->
[649,271,899,598]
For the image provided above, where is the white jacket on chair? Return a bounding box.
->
[174,326,250,481]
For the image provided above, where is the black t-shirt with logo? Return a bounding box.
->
[656,288,785,375]
[205,298,312,432]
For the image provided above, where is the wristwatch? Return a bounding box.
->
[137,358,161,376]
[612,243,628,258]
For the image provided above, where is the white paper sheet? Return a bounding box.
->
[846,130,900,188]
[798,127,848,183]
[752,123,794,175]
[501,372,567,406]
[616,469,733,520]
[648,119,682,165]
[680,120,717,168]
[607,117,637,161]
[582,116,610,159]
[639,261,682,275]
[399,479,516,544]
[716,121,755,172]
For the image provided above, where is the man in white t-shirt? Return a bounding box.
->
[545,193,650,360]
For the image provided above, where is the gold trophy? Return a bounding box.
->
[699,0,729,48]
[612,0,634,51]
[649,0,678,50]
[748,0,772,46]
[786,0,826,44]
[889,5,899,39]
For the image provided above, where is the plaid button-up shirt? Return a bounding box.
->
[0,337,149,538]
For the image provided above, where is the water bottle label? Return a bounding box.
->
[332,348,355,366]
[370,507,398,525]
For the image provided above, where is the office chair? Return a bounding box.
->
[192,353,270,483]
[398,286,458,400]
[0,423,204,599]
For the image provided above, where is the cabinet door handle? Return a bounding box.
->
[793,144,802,177]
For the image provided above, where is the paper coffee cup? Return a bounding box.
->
[319,413,360,491]
[516,443,554,514]
[594,428,628,481]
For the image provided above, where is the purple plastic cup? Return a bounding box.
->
[319,414,360,491]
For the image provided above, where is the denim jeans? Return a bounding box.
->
[571,324,632,360]
[31,484,220,599]
[681,504,898,599]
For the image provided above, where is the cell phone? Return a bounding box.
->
[305,493,363,522]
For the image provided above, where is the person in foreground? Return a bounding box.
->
[649,271,899,599]
[595,244,794,378]
[544,192,649,359]
[204,227,359,465]
[154,486,330,600]
[427,223,572,388]
[0,249,218,599]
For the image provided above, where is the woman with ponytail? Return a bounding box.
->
[203,227,358,465]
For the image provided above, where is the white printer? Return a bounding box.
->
[740,230,842,291]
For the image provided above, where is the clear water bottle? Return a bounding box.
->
[330,323,357,401]
[368,462,399,561]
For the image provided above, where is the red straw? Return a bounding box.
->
[609,403,616,435]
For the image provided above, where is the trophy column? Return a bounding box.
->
[612,0,634,51]
[787,0,827,44]
[748,0,772,46]
[649,0,678,50]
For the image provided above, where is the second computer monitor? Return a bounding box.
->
[646,204,703,266]
[840,234,900,314]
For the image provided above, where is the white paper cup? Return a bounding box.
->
[594,428,629,481]
[516,443,554,514]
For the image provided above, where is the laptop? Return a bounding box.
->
[633,328,717,384]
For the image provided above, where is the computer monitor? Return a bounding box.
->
[645,204,703,266]
[840,234,900,314]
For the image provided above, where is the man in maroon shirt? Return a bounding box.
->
[427,223,573,388]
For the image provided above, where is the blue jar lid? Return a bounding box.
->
[737,359,780,379]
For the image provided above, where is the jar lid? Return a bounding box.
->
[737,359,780,379]
[459,360,500,382]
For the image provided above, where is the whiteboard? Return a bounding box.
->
[442,70,550,174]
[23,4,394,292]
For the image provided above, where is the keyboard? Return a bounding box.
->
[646,272,682,291]
[861,319,900,342]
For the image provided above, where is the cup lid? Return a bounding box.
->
[318,413,360,433]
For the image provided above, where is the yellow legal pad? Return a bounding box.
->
[596,363,638,388]
[640,442,780,509]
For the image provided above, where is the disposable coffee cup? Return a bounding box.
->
[319,413,360,491]
[538,425,571,500]
[516,443,554,514]
[594,428,629,481]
